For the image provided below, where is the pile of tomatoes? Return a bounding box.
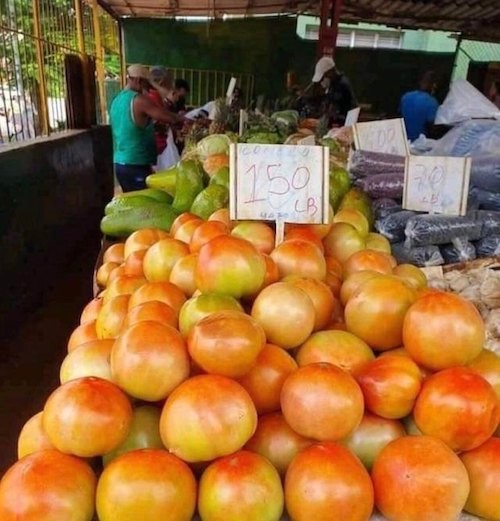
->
[1,207,500,521]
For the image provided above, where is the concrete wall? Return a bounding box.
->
[0,127,113,332]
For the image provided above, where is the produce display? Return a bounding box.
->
[3,192,500,521]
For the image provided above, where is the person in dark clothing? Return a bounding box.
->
[173,79,190,114]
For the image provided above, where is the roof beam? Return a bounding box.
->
[97,0,120,19]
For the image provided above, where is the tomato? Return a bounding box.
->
[103,275,146,304]
[160,375,257,462]
[323,223,365,264]
[345,276,416,351]
[356,355,422,419]
[460,438,500,521]
[261,254,280,289]
[296,330,374,375]
[96,262,120,287]
[190,220,229,253]
[325,255,344,279]
[60,339,114,384]
[111,321,189,401]
[285,228,326,254]
[285,442,374,521]
[128,281,186,317]
[67,320,98,351]
[169,253,199,297]
[393,263,427,290]
[187,310,265,378]
[173,218,204,244]
[0,450,96,521]
[96,449,196,521]
[414,367,499,451]
[340,270,382,306]
[124,300,178,329]
[343,250,394,279]
[245,413,311,477]
[286,277,336,331]
[124,228,169,259]
[378,347,431,378]
[43,377,132,457]
[281,363,364,441]
[403,291,484,370]
[468,349,500,397]
[122,249,146,278]
[402,415,422,436]
[17,412,54,459]
[341,413,405,470]
[96,294,130,339]
[270,239,327,280]
[286,206,334,240]
[107,264,127,284]
[251,282,315,349]
[365,232,392,254]
[143,238,190,282]
[196,235,266,299]
[372,436,470,521]
[231,221,276,254]
[179,293,243,337]
[237,344,297,414]
[198,451,284,521]
[80,297,103,324]
[103,406,165,466]
[208,208,232,228]
[170,212,199,236]
[103,242,125,264]
[333,208,369,238]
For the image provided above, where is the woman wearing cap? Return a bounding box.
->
[109,64,184,192]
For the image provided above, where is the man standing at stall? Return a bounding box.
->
[110,64,183,192]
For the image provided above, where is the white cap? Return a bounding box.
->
[312,56,335,83]
[127,64,150,80]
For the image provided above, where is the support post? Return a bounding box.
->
[317,0,344,58]
[32,0,49,135]
[91,0,108,122]
[74,0,86,54]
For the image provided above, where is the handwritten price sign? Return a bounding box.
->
[229,143,330,243]
[403,156,471,216]
[353,118,409,156]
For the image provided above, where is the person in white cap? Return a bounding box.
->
[109,64,184,192]
[312,56,357,126]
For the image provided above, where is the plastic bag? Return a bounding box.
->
[470,156,500,192]
[477,210,500,236]
[376,211,416,244]
[475,236,500,257]
[349,150,405,177]
[470,187,500,211]
[373,198,401,220]
[440,239,477,264]
[392,242,444,267]
[405,214,483,247]
[356,173,405,200]
[156,129,180,171]
[435,79,500,125]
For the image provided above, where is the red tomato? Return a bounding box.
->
[342,412,405,470]
[143,238,190,282]
[190,220,229,253]
[160,375,257,462]
[281,363,364,441]
[271,239,327,280]
[372,436,470,521]
[0,450,96,521]
[196,236,266,299]
[60,338,114,384]
[378,347,431,378]
[251,282,315,349]
[414,367,499,451]
[296,330,375,376]
[460,438,500,521]
[284,227,325,253]
[285,442,374,521]
[245,412,311,477]
[468,349,500,398]
[187,310,265,378]
[356,355,422,419]
[128,281,186,317]
[124,300,178,329]
[124,228,169,259]
[237,344,297,414]
[198,451,284,521]
[96,449,196,521]
[169,253,199,297]
[345,276,416,351]
[403,291,484,370]
[343,250,394,279]
[111,321,190,401]
[96,294,130,339]
[231,221,276,254]
[80,297,103,324]
[323,223,365,264]
[17,412,54,459]
[43,377,133,457]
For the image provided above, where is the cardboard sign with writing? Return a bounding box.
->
[403,155,471,216]
[353,118,409,156]
[229,143,330,244]
[345,107,361,127]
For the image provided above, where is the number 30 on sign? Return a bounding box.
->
[229,143,330,243]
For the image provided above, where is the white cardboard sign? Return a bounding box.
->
[353,118,409,156]
[239,109,249,136]
[403,155,471,216]
[345,107,360,127]
[229,143,330,243]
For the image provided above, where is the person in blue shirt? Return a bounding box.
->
[400,71,439,141]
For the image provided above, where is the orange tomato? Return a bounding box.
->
[173,218,204,244]
[271,239,327,280]
[325,255,343,279]
[208,208,232,228]
[128,281,186,317]
[261,254,280,290]
[107,264,127,284]
[123,249,147,277]
[103,275,146,304]
[285,442,374,521]
[169,253,199,297]
[190,220,229,253]
[393,263,427,290]
[124,228,169,259]
[237,344,297,414]
[365,232,392,254]
[103,242,125,264]
[372,436,470,521]
[143,238,190,282]
[343,250,395,279]
[17,412,54,459]
[333,208,369,238]
[0,450,96,521]
[231,221,276,254]
[468,349,500,397]
[160,375,257,462]
[124,300,177,329]
[414,367,499,452]
[60,339,114,384]
[281,363,364,441]
[80,297,103,324]
[323,223,365,263]
[403,291,484,370]
[43,377,132,457]
[284,227,325,253]
[340,270,382,306]
[96,294,130,339]
[170,212,199,236]
[325,270,342,297]
[67,320,98,351]
[96,262,120,287]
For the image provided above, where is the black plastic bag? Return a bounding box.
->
[440,239,477,264]
[477,210,500,236]
[376,210,416,244]
[470,187,500,211]
[350,150,405,177]
[470,156,500,192]
[392,242,444,267]
[475,236,500,257]
[356,173,405,200]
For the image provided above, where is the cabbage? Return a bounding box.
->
[271,110,299,127]
[196,134,231,160]
[245,132,281,144]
